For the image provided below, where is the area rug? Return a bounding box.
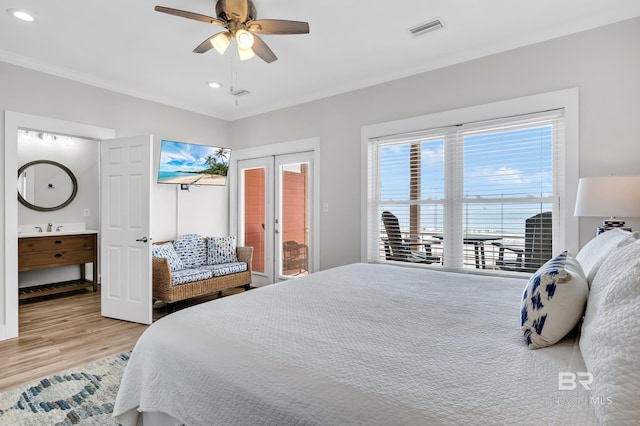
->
[0,351,130,425]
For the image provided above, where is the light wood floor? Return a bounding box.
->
[0,286,247,392]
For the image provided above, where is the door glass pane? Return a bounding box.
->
[280,162,309,277]
[243,168,265,273]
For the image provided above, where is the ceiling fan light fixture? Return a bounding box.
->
[237,46,255,61]
[211,32,231,54]
[235,29,254,49]
[155,1,309,63]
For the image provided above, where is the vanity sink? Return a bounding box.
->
[18,223,98,238]
[18,229,98,238]
[18,228,99,298]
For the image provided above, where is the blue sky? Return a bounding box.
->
[378,125,553,234]
[159,140,230,173]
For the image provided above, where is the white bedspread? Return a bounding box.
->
[114,263,596,425]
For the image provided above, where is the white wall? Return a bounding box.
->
[17,133,100,230]
[229,17,640,270]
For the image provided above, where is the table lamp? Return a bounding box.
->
[574,176,640,234]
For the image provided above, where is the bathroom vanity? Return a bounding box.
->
[18,231,98,299]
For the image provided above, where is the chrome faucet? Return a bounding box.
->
[56,225,63,232]
[35,226,43,232]
[47,223,52,232]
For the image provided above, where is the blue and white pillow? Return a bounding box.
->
[521,251,589,349]
[208,236,239,265]
[173,234,207,269]
[152,242,184,272]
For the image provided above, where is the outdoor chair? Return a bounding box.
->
[381,211,440,264]
[492,211,553,273]
[283,240,308,275]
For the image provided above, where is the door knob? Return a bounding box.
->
[136,237,149,243]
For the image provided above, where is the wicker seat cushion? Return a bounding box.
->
[171,267,214,286]
[203,262,248,277]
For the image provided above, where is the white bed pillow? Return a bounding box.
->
[580,240,640,423]
[576,228,638,285]
[520,251,588,349]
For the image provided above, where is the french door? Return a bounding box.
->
[238,152,315,285]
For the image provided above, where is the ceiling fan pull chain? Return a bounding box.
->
[229,49,235,95]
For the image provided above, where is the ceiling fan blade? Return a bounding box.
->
[154,6,226,26]
[251,35,277,63]
[248,19,309,35]
[193,36,216,54]
[193,32,232,54]
[225,0,249,22]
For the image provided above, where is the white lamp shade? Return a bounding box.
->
[235,30,254,49]
[574,176,640,218]
[237,46,255,61]
[210,32,231,54]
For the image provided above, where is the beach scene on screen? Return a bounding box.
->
[158,140,231,186]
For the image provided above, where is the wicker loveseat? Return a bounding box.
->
[152,234,253,312]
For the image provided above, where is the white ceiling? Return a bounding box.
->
[2,1,640,121]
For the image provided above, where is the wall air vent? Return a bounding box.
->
[408,18,444,37]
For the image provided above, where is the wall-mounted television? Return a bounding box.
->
[157,139,231,186]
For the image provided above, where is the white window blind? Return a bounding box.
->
[368,109,564,274]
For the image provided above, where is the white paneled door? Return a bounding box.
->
[100,135,153,324]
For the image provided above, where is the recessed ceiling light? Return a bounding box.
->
[207,81,222,89]
[7,8,35,22]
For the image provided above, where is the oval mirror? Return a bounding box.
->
[17,160,78,212]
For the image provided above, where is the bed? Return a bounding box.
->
[113,229,640,425]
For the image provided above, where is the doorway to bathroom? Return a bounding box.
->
[4,112,154,342]
[2,112,115,341]
[17,129,101,296]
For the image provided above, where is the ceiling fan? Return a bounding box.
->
[155,0,309,63]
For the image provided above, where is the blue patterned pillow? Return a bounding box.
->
[173,234,207,269]
[521,251,589,349]
[152,242,184,272]
[207,236,239,265]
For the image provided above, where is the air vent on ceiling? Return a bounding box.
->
[229,88,250,97]
[408,18,444,37]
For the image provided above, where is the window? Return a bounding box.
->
[366,108,567,274]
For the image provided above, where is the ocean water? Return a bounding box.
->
[158,171,198,181]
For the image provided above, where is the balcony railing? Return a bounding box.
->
[380,231,527,271]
